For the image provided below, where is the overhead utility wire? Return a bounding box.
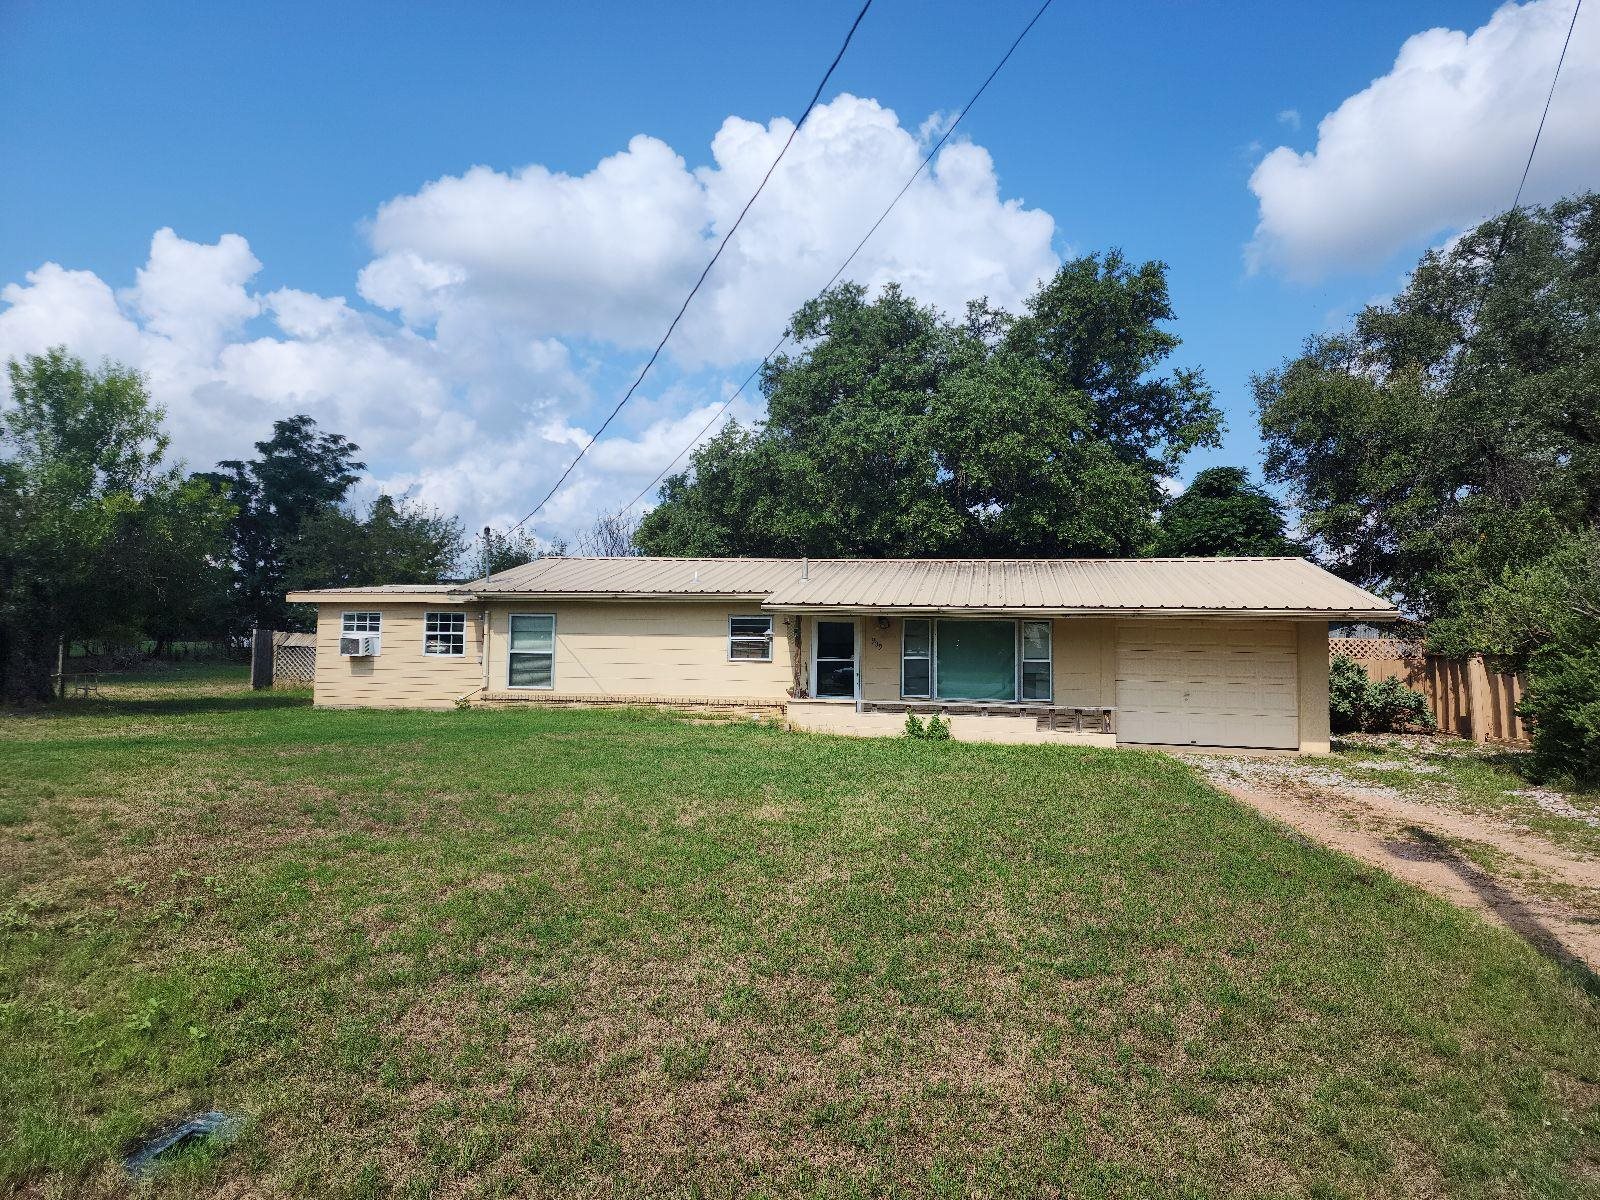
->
[1510,0,1582,216]
[503,0,873,538]
[624,0,1056,514]
[1479,0,1583,277]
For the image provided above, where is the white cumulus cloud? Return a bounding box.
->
[1247,0,1600,279]
[2,95,1059,541]
[360,94,1057,366]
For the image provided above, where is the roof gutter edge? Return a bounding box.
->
[760,604,1400,620]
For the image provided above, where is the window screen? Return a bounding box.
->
[508,614,555,688]
[729,615,773,660]
[424,611,466,656]
[1021,620,1052,701]
[901,618,931,698]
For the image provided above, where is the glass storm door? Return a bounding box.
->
[814,621,857,699]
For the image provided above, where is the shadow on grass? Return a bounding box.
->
[6,692,312,720]
[1396,825,1600,999]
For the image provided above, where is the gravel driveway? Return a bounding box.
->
[1185,737,1600,977]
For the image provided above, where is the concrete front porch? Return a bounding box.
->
[786,698,1118,747]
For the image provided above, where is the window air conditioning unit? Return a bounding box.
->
[339,634,381,657]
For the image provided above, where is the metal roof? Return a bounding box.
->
[455,556,1395,617]
[761,557,1394,616]
[468,557,800,597]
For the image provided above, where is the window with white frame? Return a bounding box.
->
[424,611,466,656]
[901,618,932,698]
[342,611,381,635]
[508,613,555,688]
[728,615,773,661]
[1020,620,1052,700]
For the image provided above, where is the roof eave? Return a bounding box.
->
[287,590,479,605]
[760,603,1399,620]
[463,591,773,602]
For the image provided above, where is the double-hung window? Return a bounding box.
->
[508,614,556,688]
[1020,620,1052,701]
[342,611,381,636]
[728,615,773,661]
[424,611,466,657]
[901,619,932,698]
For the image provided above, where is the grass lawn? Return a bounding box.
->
[2,666,1598,1198]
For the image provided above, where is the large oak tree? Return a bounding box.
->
[636,253,1220,557]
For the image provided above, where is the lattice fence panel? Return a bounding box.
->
[1328,637,1420,661]
[273,643,316,684]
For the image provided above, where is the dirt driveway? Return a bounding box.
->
[1185,737,1600,978]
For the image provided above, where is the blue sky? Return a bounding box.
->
[2,0,1595,542]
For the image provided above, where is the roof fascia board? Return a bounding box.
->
[760,603,1397,620]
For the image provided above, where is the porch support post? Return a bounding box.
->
[785,616,807,698]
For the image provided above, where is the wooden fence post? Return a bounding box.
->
[1465,653,1492,744]
[250,628,273,691]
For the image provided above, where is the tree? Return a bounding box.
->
[285,494,466,591]
[1152,467,1304,557]
[577,510,641,558]
[1254,194,1600,622]
[0,349,232,701]
[472,525,560,579]
[637,256,1219,556]
[1255,193,1600,781]
[199,415,364,630]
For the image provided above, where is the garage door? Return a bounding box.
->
[1116,621,1299,749]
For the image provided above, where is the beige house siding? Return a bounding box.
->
[312,602,485,709]
[849,615,1324,752]
[1296,620,1332,754]
[485,601,793,702]
[306,601,1332,752]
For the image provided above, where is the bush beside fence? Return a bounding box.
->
[1330,637,1529,746]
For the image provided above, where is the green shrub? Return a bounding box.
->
[1329,654,1436,734]
[1521,640,1600,788]
[903,711,951,740]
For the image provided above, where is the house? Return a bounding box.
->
[286,556,1396,753]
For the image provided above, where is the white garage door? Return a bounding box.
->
[1116,621,1299,749]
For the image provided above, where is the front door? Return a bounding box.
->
[814,620,857,699]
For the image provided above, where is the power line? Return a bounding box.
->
[1510,0,1583,215]
[624,0,1056,514]
[503,0,873,538]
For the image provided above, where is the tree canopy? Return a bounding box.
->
[0,349,231,700]
[1255,193,1600,782]
[198,415,364,629]
[1254,193,1600,635]
[1152,467,1303,558]
[636,253,1220,557]
[285,494,466,592]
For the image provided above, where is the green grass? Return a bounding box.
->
[2,664,1598,1197]
[1333,738,1600,857]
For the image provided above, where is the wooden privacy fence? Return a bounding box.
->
[251,629,316,688]
[1329,637,1530,746]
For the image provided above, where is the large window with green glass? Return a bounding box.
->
[934,620,1017,700]
[508,613,555,688]
[898,618,1054,702]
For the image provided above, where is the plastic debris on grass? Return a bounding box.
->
[122,1110,240,1179]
